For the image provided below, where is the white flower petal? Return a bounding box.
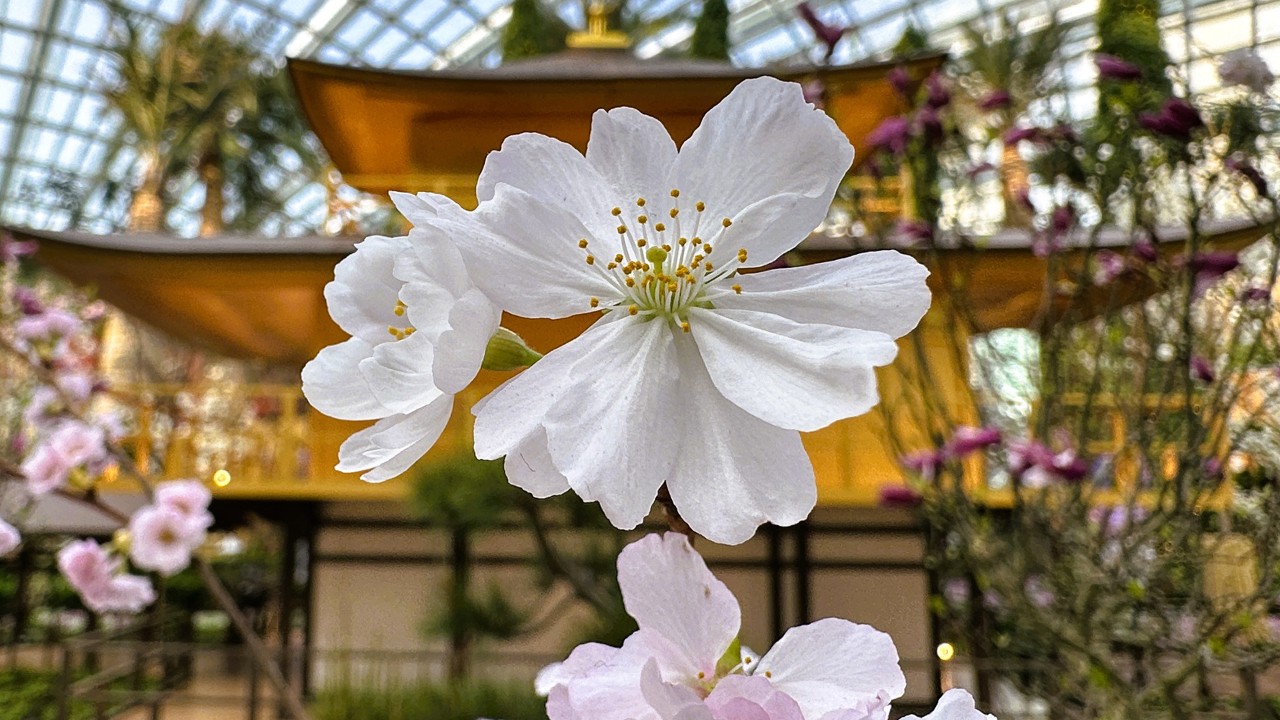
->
[668,77,852,266]
[899,690,996,720]
[755,619,906,720]
[640,659,710,720]
[586,107,678,206]
[689,308,898,432]
[301,338,384,421]
[441,184,617,318]
[477,132,619,241]
[706,675,805,720]
[718,251,931,338]
[558,633,660,720]
[336,396,453,482]
[396,226,472,299]
[389,191,461,228]
[544,318,679,530]
[536,642,624,695]
[360,333,439,415]
[664,337,816,544]
[432,288,501,394]
[326,235,408,344]
[472,317,616,460]
[617,533,740,681]
[504,428,571,498]
[547,686,582,720]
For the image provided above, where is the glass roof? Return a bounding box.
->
[0,0,1274,236]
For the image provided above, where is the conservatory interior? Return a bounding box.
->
[0,1,1278,720]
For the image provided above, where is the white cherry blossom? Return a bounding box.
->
[0,518,19,555]
[302,226,500,481]
[537,533,907,720]
[902,689,997,720]
[393,77,931,543]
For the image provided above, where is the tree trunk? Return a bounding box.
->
[198,148,224,237]
[447,529,473,681]
[128,155,164,233]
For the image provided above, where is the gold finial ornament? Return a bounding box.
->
[567,0,632,49]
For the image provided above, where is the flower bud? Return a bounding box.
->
[482,328,543,372]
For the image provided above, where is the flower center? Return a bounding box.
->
[579,190,747,331]
[387,299,415,340]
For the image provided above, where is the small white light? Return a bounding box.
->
[936,642,955,662]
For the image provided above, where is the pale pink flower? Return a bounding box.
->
[902,689,997,720]
[128,505,205,576]
[0,519,20,555]
[1219,49,1274,93]
[154,479,214,535]
[21,441,72,494]
[57,539,156,614]
[14,308,80,343]
[538,533,906,720]
[49,420,108,469]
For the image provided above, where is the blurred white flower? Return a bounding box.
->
[1220,49,1275,93]
[396,77,931,544]
[128,505,206,576]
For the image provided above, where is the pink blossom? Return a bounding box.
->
[978,89,1013,111]
[1191,355,1216,384]
[1219,49,1274,93]
[879,484,924,509]
[900,449,943,480]
[0,519,20,555]
[128,505,205,576]
[21,442,72,495]
[924,73,950,109]
[1189,250,1240,296]
[57,539,156,614]
[1094,53,1143,81]
[0,234,36,264]
[154,479,215,534]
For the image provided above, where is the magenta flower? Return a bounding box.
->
[1189,250,1239,295]
[1190,355,1215,384]
[916,106,943,144]
[1133,238,1159,263]
[896,219,934,246]
[924,73,950,109]
[1242,286,1271,303]
[900,449,943,480]
[796,2,848,60]
[1140,98,1204,140]
[878,484,924,509]
[866,116,911,155]
[944,426,1002,458]
[1094,53,1143,81]
[0,234,36,264]
[888,66,912,97]
[1092,250,1126,286]
[1225,156,1269,195]
[977,89,1013,111]
[1003,125,1043,145]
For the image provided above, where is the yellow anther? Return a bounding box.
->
[607,262,617,270]
[765,671,772,678]
[669,208,679,218]
[695,201,705,212]
[628,304,639,315]
[393,300,406,316]
[744,657,753,664]
[590,297,600,308]
[615,253,624,263]
[637,239,647,248]
[636,197,647,207]
[722,218,732,228]
[387,326,399,338]
[625,277,636,287]
[654,222,665,232]
[670,189,680,198]
[703,243,713,254]
[585,255,595,265]
[737,248,748,262]
[732,284,742,294]
[697,672,705,680]
[693,254,705,264]
[611,207,622,216]
[668,282,678,292]
[662,244,672,251]
[617,225,627,234]
[681,321,691,333]
[404,327,415,336]
[705,262,714,272]
[642,263,651,271]
[578,239,589,249]
[679,237,688,246]
[676,266,688,276]
[638,215,648,224]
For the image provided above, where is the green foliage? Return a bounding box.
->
[410,452,520,531]
[502,0,566,62]
[1096,0,1172,113]
[99,3,325,232]
[956,10,1065,116]
[689,0,731,61]
[424,580,529,642]
[312,677,547,720]
[892,25,931,58]
[0,668,154,720]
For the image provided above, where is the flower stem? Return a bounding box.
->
[655,484,695,543]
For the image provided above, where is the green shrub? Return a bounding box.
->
[0,668,150,720]
[312,677,547,720]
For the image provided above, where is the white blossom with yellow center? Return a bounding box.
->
[393,77,932,544]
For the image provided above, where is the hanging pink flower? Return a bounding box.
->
[0,519,20,555]
[57,539,155,614]
[128,505,206,577]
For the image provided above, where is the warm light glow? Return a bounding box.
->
[936,642,955,662]
[212,469,231,487]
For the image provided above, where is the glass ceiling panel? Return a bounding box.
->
[0,0,1273,237]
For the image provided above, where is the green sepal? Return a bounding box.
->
[716,636,742,677]
[481,327,542,371]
